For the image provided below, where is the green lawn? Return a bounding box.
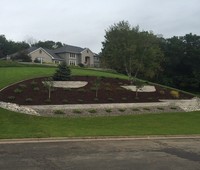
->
[0,108,200,139]
[0,66,128,89]
[0,63,199,139]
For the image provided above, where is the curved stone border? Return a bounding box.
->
[0,102,40,116]
[43,81,88,88]
[121,85,156,92]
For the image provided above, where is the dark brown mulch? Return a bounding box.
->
[0,76,193,105]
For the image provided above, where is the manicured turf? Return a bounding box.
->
[0,67,127,89]
[0,108,200,139]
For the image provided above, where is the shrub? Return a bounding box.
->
[118,82,123,85]
[14,88,22,94]
[170,90,180,98]
[88,109,97,113]
[105,109,112,113]
[7,96,15,100]
[122,97,127,101]
[170,107,177,110]
[159,90,165,95]
[93,98,99,102]
[107,97,114,101]
[118,108,126,112]
[105,87,112,91]
[54,110,65,114]
[157,107,164,110]
[73,109,82,114]
[78,63,84,67]
[132,108,140,111]
[33,87,40,91]
[77,88,86,93]
[62,99,68,104]
[30,81,38,86]
[25,98,33,103]
[64,88,71,91]
[77,99,83,103]
[143,108,150,111]
[45,99,51,103]
[19,84,27,88]
[90,87,96,91]
[53,61,71,81]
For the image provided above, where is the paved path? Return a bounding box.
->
[0,137,200,170]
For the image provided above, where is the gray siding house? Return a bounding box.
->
[23,45,99,67]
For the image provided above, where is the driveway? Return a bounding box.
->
[0,137,200,170]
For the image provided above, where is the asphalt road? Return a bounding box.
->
[0,138,200,170]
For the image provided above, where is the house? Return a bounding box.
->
[12,45,100,67]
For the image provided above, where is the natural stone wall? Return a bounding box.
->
[0,102,40,116]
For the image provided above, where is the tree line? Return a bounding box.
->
[0,35,64,58]
[101,21,200,92]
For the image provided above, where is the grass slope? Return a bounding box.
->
[0,67,127,89]
[0,108,200,139]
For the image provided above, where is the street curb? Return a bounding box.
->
[0,135,200,144]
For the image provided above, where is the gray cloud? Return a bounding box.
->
[1,0,200,52]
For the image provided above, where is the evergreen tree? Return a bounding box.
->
[53,61,71,81]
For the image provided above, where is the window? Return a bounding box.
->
[69,60,76,66]
[70,53,76,58]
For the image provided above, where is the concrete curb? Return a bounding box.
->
[0,135,200,144]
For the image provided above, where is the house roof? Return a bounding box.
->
[53,45,85,54]
[27,47,64,61]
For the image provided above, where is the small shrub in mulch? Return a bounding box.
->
[90,87,96,91]
[54,110,65,114]
[45,99,51,103]
[159,90,165,95]
[62,99,68,104]
[170,90,180,99]
[107,98,114,102]
[14,88,23,94]
[7,96,15,101]
[118,108,126,112]
[170,107,177,110]
[77,88,86,93]
[30,81,38,86]
[105,109,112,113]
[25,98,33,103]
[132,108,140,111]
[88,109,97,113]
[73,109,82,114]
[121,97,127,101]
[143,108,151,111]
[157,107,164,110]
[93,98,99,102]
[105,87,112,91]
[77,99,83,103]
[33,87,40,91]
[64,88,72,91]
[19,84,27,88]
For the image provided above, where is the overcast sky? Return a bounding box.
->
[1,0,200,52]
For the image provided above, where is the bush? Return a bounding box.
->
[170,90,179,98]
[14,88,22,93]
[107,98,114,101]
[159,90,165,95]
[53,61,71,81]
[105,109,112,113]
[45,99,51,103]
[77,99,83,103]
[118,108,126,112]
[25,98,33,103]
[54,110,65,114]
[30,81,38,86]
[77,88,86,93]
[93,98,99,102]
[19,84,27,88]
[88,109,97,113]
[132,108,140,111]
[7,96,15,100]
[73,109,82,114]
[62,99,68,104]
[122,97,127,101]
[78,63,84,67]
[33,87,40,91]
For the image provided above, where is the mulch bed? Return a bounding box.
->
[0,76,193,105]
